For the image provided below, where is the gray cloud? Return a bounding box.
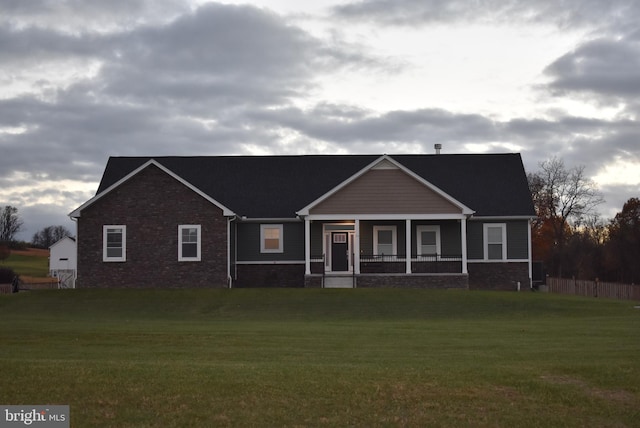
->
[7,203,77,242]
[0,27,103,65]
[0,0,188,32]
[543,33,640,100]
[504,113,640,171]
[0,3,377,180]
[332,0,640,31]
[100,3,378,112]
[599,184,640,218]
[248,106,499,145]
[93,4,372,115]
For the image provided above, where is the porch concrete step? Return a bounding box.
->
[324,275,354,288]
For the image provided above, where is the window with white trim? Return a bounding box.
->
[417,225,440,256]
[373,225,397,256]
[261,224,283,253]
[103,225,126,262]
[484,223,507,260]
[178,225,201,261]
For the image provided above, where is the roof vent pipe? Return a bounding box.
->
[434,144,442,155]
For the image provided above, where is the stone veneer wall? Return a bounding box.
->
[467,262,530,291]
[234,264,305,288]
[77,165,228,288]
[356,274,468,289]
[304,275,323,288]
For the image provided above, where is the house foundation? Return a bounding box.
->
[234,264,305,288]
[468,262,530,291]
[305,273,468,289]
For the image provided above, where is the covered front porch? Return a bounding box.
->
[302,216,470,288]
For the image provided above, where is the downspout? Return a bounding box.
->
[70,216,78,288]
[227,216,237,288]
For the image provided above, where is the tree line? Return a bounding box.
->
[0,205,72,250]
[528,158,639,284]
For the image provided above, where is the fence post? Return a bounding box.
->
[594,277,599,298]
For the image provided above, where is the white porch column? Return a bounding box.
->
[304,217,311,275]
[405,219,412,274]
[461,217,468,274]
[354,219,361,274]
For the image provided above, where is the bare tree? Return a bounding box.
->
[0,206,23,243]
[32,225,73,248]
[528,157,604,276]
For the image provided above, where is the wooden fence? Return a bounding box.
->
[547,277,640,301]
[0,280,60,294]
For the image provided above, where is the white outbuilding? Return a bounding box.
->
[49,236,77,288]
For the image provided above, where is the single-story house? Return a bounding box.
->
[70,153,536,289]
[49,236,77,288]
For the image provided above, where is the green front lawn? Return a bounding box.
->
[1,289,638,427]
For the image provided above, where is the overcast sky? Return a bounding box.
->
[1,0,639,240]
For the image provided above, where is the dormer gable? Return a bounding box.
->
[297,155,473,216]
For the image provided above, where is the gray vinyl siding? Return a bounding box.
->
[441,221,463,256]
[310,169,461,215]
[467,221,484,259]
[411,220,462,257]
[466,220,529,260]
[310,221,323,257]
[236,222,304,261]
[361,220,464,257]
[360,220,406,256]
[507,221,529,259]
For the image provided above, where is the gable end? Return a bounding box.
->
[309,168,463,215]
[70,159,235,218]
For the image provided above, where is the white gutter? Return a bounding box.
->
[227,216,236,288]
[70,216,78,288]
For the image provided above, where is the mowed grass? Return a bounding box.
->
[1,289,638,427]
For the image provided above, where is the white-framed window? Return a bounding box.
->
[178,225,201,261]
[103,225,126,262]
[484,223,507,260]
[417,225,441,256]
[373,225,397,256]
[261,224,283,253]
[333,233,347,243]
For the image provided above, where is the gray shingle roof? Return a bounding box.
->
[96,154,535,218]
